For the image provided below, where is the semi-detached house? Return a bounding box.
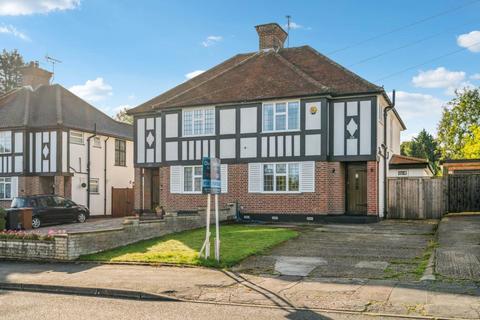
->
[0,62,134,216]
[128,23,406,221]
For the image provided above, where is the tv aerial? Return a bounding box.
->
[45,55,62,83]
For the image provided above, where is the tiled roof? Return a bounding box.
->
[0,84,132,140]
[129,45,384,114]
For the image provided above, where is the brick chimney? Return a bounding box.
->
[19,61,53,89]
[255,23,288,51]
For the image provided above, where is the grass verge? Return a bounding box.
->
[81,224,298,268]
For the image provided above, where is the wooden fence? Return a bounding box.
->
[388,178,447,219]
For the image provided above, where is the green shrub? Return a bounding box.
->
[0,208,5,230]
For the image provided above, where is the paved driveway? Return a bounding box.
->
[436,214,480,280]
[32,217,126,235]
[235,220,438,280]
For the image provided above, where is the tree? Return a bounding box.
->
[462,125,480,159]
[437,88,480,159]
[114,107,133,124]
[401,129,440,175]
[0,49,24,95]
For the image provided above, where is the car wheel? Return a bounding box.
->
[77,212,87,223]
[32,216,41,229]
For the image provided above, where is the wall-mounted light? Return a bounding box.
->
[332,168,336,173]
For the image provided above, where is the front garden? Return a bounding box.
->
[81,224,298,268]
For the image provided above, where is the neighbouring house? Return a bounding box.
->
[441,159,480,175]
[388,154,434,177]
[127,23,406,221]
[0,61,134,216]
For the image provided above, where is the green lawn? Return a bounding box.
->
[81,224,298,268]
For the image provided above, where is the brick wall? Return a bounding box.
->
[152,161,350,215]
[367,161,378,215]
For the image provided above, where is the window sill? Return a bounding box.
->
[257,191,302,194]
[261,129,300,134]
[114,164,127,167]
[182,133,216,138]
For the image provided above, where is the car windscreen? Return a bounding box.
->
[11,198,36,208]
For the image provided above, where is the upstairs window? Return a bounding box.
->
[93,136,101,148]
[89,178,99,194]
[262,101,300,132]
[183,108,215,136]
[183,166,202,193]
[115,139,126,166]
[70,131,84,145]
[0,131,12,154]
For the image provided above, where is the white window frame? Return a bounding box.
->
[0,177,12,200]
[262,100,300,133]
[183,165,203,194]
[89,178,100,194]
[182,107,216,137]
[262,162,301,193]
[70,131,84,145]
[0,131,12,154]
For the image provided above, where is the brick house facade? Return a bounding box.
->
[128,23,404,221]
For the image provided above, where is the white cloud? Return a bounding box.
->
[201,35,222,47]
[284,21,311,30]
[412,67,465,89]
[0,0,80,16]
[127,94,136,100]
[69,77,112,102]
[185,70,205,79]
[457,30,480,53]
[471,73,480,80]
[0,24,29,41]
[394,91,445,141]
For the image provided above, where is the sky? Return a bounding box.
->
[0,0,479,141]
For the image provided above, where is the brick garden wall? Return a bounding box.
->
[367,161,378,215]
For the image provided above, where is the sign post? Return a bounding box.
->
[199,157,221,261]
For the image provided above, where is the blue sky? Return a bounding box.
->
[1,0,479,141]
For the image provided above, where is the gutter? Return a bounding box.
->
[86,123,97,210]
[104,136,110,216]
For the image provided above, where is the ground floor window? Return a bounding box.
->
[0,177,12,199]
[263,163,300,192]
[184,166,202,193]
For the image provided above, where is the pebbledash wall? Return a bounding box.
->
[0,208,235,261]
[136,160,378,216]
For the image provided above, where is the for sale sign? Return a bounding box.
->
[202,157,221,194]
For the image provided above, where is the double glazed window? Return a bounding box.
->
[183,108,215,136]
[0,131,12,154]
[0,177,12,199]
[183,166,202,193]
[263,163,300,192]
[263,101,300,132]
[115,139,126,166]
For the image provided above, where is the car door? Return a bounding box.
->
[36,196,56,223]
[53,196,77,221]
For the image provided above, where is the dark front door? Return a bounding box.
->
[151,169,160,210]
[346,163,368,215]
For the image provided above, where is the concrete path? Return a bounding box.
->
[1,261,479,319]
[436,214,480,281]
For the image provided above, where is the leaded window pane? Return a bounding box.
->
[194,177,202,192]
[184,167,193,192]
[205,109,215,134]
[288,164,300,191]
[263,164,274,191]
[263,104,274,131]
[276,175,286,191]
[287,102,300,130]
[276,164,286,174]
[184,111,193,136]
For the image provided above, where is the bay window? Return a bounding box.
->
[183,108,215,136]
[0,131,12,154]
[263,163,300,192]
[262,101,300,132]
[184,166,202,193]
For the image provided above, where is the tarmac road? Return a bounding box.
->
[0,290,415,320]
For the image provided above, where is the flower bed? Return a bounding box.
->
[0,229,65,241]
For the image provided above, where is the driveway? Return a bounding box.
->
[436,214,480,280]
[235,220,438,280]
[32,217,126,235]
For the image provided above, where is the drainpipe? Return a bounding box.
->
[104,136,110,216]
[86,123,97,210]
[382,90,395,219]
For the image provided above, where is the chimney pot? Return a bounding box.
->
[19,61,53,89]
[255,23,288,51]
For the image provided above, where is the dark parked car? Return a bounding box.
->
[7,195,90,229]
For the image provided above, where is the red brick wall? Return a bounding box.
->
[145,161,352,215]
[367,161,378,215]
